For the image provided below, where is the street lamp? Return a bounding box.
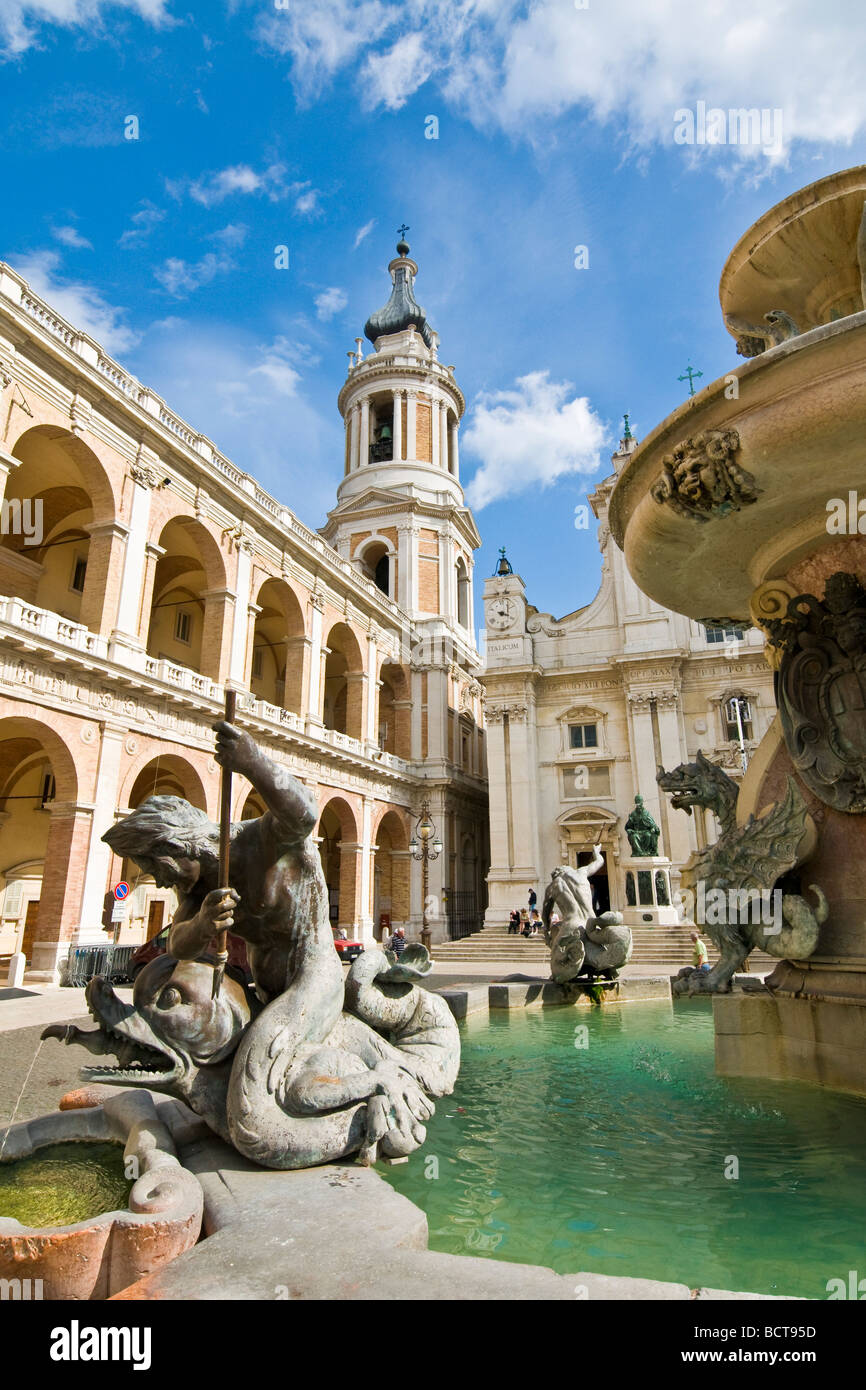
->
[410,799,442,952]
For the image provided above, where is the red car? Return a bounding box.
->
[333,937,364,963]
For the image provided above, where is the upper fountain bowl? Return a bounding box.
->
[609,166,866,628]
[720,164,866,338]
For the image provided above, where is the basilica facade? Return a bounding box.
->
[0,240,487,981]
[481,424,776,924]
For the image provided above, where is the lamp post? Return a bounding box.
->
[410,798,442,952]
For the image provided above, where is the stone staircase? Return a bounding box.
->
[431,921,776,973]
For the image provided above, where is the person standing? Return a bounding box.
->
[389,925,408,958]
[690,931,710,972]
[528,888,537,911]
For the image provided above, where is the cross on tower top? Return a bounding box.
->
[397,223,410,240]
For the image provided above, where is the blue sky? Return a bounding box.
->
[2,0,866,628]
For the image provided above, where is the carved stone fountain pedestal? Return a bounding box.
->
[610,166,866,1094]
[620,856,679,927]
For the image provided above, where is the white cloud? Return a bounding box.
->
[314,287,348,321]
[361,30,431,111]
[169,163,288,208]
[129,319,342,522]
[354,219,376,248]
[255,0,394,103]
[8,249,138,354]
[209,222,248,249]
[0,0,173,59]
[463,370,608,510]
[254,0,866,172]
[153,249,234,297]
[294,186,322,218]
[52,224,92,250]
[118,199,165,247]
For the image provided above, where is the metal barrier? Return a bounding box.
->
[445,891,481,941]
[64,945,136,987]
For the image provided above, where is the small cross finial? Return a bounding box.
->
[678,363,704,397]
[397,223,410,240]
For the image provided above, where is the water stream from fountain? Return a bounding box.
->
[0,1037,45,1160]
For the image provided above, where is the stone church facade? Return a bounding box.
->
[0,239,487,981]
[481,424,776,925]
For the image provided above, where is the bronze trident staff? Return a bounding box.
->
[212,687,237,1000]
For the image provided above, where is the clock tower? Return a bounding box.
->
[483,549,532,666]
[320,234,480,667]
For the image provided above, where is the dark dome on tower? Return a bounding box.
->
[364,238,435,348]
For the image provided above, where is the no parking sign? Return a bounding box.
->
[113,881,130,902]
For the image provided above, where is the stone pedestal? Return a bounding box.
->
[620,856,679,926]
[714,991,866,1097]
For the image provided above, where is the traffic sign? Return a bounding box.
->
[111,900,129,923]
[113,882,130,901]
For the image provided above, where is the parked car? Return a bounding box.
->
[333,937,364,963]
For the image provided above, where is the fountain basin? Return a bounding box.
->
[0,1089,203,1299]
[608,309,866,626]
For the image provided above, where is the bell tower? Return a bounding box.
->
[321,233,480,653]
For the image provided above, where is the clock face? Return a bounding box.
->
[488,597,516,631]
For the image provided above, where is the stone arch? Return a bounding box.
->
[250,577,307,711]
[317,794,360,932]
[1,426,119,632]
[373,806,411,929]
[322,621,365,740]
[0,715,81,970]
[356,534,395,599]
[123,753,209,813]
[147,517,229,679]
[377,661,411,758]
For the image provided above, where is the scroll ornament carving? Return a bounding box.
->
[650,428,759,523]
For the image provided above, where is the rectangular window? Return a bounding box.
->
[725,697,753,741]
[704,625,746,644]
[175,611,191,644]
[41,772,55,807]
[70,556,87,593]
[251,648,263,679]
[569,723,598,749]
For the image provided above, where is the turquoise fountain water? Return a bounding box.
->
[380,1000,866,1298]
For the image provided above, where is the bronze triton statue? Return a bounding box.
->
[44,722,459,1169]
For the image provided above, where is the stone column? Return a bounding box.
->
[406,391,417,460]
[305,595,325,731]
[410,668,424,759]
[76,724,126,946]
[359,399,370,467]
[449,420,459,479]
[111,467,154,650]
[426,666,449,764]
[201,588,235,684]
[79,520,130,636]
[365,635,379,747]
[655,694,694,866]
[27,802,95,983]
[228,541,254,686]
[0,447,21,498]
[627,696,663,828]
[439,403,449,472]
[349,404,360,471]
[137,541,165,648]
[358,797,375,944]
[392,389,403,462]
[505,703,541,886]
